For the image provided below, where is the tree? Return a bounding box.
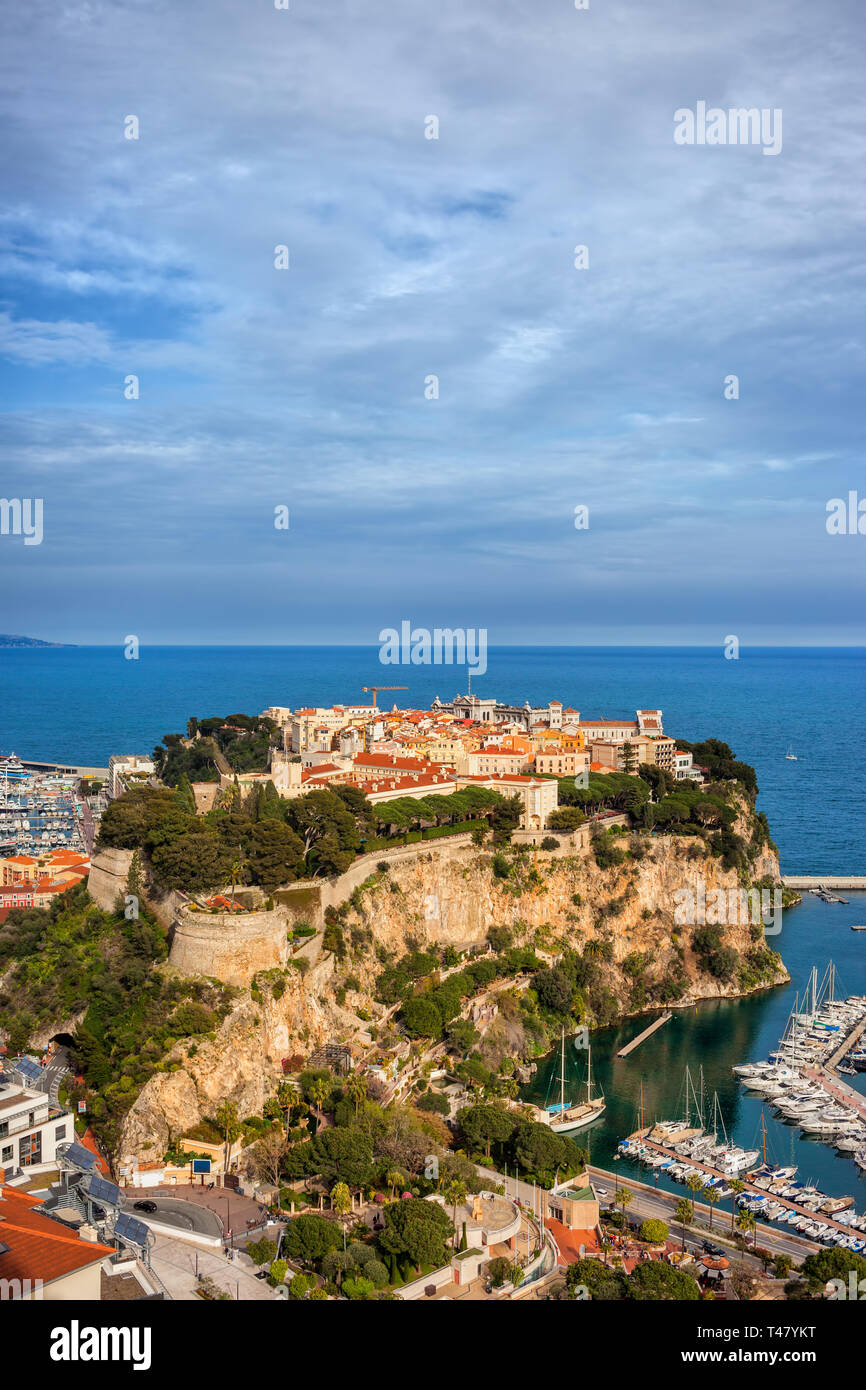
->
[214,1101,241,1175]
[674,1197,694,1252]
[308,1126,375,1188]
[620,742,638,776]
[735,1209,756,1247]
[267,1258,288,1287]
[385,1168,405,1200]
[565,1257,628,1301]
[629,1261,699,1301]
[281,1214,342,1265]
[246,819,305,890]
[175,773,197,815]
[773,1254,794,1281]
[246,1237,277,1268]
[487,1256,513,1288]
[533,966,574,1016]
[511,1120,585,1182]
[331,1180,352,1231]
[249,1129,288,1191]
[615,1187,634,1219]
[639,1218,669,1244]
[728,1180,745,1235]
[284,790,360,875]
[151,832,233,891]
[402,996,443,1040]
[378,1197,453,1273]
[702,1184,720,1231]
[344,1070,368,1116]
[445,1179,467,1243]
[458,1104,515,1158]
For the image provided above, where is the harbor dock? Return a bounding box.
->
[617,1012,672,1058]
[637,1138,857,1240]
[782,876,866,890]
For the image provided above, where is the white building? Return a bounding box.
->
[0,1079,75,1174]
[107,754,154,799]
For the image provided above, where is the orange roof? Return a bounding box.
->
[81,1127,111,1176]
[0,1184,115,1285]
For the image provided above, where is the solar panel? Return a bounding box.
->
[60,1141,97,1172]
[87,1175,120,1207]
[13,1057,42,1084]
[114,1213,150,1248]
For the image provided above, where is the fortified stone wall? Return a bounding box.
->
[168,907,289,986]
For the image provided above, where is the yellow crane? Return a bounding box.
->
[361,685,408,709]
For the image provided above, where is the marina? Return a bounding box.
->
[522,893,866,1220]
[0,753,87,856]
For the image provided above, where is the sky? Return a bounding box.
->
[1,0,865,646]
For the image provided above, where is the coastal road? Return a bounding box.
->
[480,1161,818,1266]
[41,1045,71,1105]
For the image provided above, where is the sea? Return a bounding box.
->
[3,643,865,1202]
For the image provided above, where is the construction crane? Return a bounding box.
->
[361,685,408,709]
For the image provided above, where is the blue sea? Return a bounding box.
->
[2,644,864,875]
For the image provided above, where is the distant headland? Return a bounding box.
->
[0,634,77,648]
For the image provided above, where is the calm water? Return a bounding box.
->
[2,644,865,873]
[526,892,866,1207]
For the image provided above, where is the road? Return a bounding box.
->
[479,1161,817,1266]
[41,1045,71,1105]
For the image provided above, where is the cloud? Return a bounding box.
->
[0,0,864,641]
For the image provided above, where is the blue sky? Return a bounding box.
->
[1,0,865,645]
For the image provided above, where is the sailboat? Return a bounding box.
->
[543,1027,606,1134]
[785,747,798,761]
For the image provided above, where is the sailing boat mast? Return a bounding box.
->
[761,1110,767,1167]
[639,1078,645,1133]
[561,1028,569,1112]
[586,1041,592,1103]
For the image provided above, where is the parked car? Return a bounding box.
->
[133,1199,158,1213]
[702,1241,724,1256]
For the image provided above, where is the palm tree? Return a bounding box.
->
[214,1101,241,1176]
[385,1169,404,1201]
[331,1181,352,1245]
[674,1198,694,1253]
[309,1077,329,1130]
[729,1179,745,1236]
[345,1070,368,1117]
[615,1186,633,1230]
[702,1185,720,1232]
[445,1179,467,1245]
[736,1209,757,1248]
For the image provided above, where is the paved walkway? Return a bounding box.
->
[148,1233,280,1301]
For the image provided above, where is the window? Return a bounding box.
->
[1,1144,12,1164]
[54,1125,67,1141]
[20,1131,42,1167]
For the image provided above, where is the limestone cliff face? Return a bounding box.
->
[117,830,787,1161]
[119,957,338,1161]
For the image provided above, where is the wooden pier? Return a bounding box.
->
[617,1012,672,1058]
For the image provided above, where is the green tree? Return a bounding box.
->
[458,1104,515,1158]
[629,1260,699,1301]
[281,1214,342,1265]
[674,1197,694,1252]
[378,1197,453,1274]
[245,819,305,891]
[638,1218,669,1244]
[214,1100,241,1175]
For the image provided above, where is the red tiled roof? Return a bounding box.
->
[0,1184,115,1286]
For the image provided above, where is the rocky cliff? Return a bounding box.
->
[116,825,787,1161]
